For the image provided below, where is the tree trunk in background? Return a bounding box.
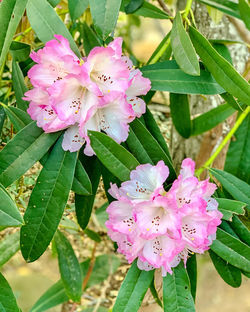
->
[170,1,249,173]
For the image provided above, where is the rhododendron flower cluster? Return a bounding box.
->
[24,35,151,155]
[106,158,222,275]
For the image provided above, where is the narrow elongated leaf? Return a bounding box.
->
[81,23,102,56]
[20,136,77,262]
[216,198,246,221]
[26,0,80,57]
[129,118,176,182]
[125,0,144,13]
[212,43,232,64]
[239,0,250,30]
[101,165,120,203]
[54,230,82,302]
[0,273,20,312]
[224,114,250,183]
[89,131,139,182]
[68,0,88,21]
[89,0,122,40]
[163,262,195,312]
[75,154,101,230]
[0,0,28,68]
[147,31,171,64]
[220,220,239,239]
[12,61,29,111]
[220,92,241,111]
[186,255,197,301]
[170,93,192,138]
[189,26,250,105]
[10,41,31,62]
[113,261,154,312]
[210,228,250,272]
[209,250,242,287]
[0,183,23,226]
[230,216,250,246]
[0,106,5,134]
[30,255,120,312]
[192,103,235,136]
[0,122,60,187]
[0,231,20,267]
[141,60,225,95]
[149,278,163,307]
[4,105,31,132]
[47,0,60,7]
[171,12,199,76]
[197,0,240,19]
[72,159,92,195]
[209,168,250,210]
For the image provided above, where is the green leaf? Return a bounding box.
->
[0,106,5,134]
[147,31,172,64]
[239,0,250,30]
[95,202,109,228]
[216,198,246,221]
[72,159,92,196]
[209,250,242,287]
[84,228,101,242]
[209,168,250,210]
[230,215,250,246]
[212,42,232,64]
[68,0,89,21]
[12,61,29,111]
[0,272,20,312]
[189,26,250,105]
[26,0,80,57]
[197,0,240,19]
[171,12,199,76]
[191,103,235,136]
[20,136,77,262]
[170,93,192,138]
[163,262,195,312]
[75,155,101,230]
[129,118,176,182]
[224,114,250,183]
[0,122,60,187]
[0,231,20,267]
[220,92,242,111]
[149,277,163,307]
[47,0,60,7]
[10,41,31,62]
[54,230,82,302]
[125,0,144,13]
[0,0,28,68]
[210,228,250,272]
[186,255,197,301]
[30,254,120,312]
[81,22,102,56]
[141,60,225,95]
[89,0,122,40]
[3,105,32,132]
[0,183,23,226]
[89,131,139,182]
[113,261,154,312]
[220,220,239,239]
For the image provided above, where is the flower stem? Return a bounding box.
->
[148,36,171,65]
[196,105,250,178]
[183,0,193,19]
[14,27,32,41]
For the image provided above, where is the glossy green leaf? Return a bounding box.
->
[84,228,101,242]
[224,114,250,183]
[163,262,195,312]
[81,22,102,56]
[12,61,29,111]
[113,261,154,312]
[209,250,242,287]
[68,0,89,21]
[0,122,60,187]
[75,155,101,230]
[0,0,28,68]
[170,93,192,138]
[210,228,250,272]
[129,118,176,181]
[230,215,250,246]
[10,41,30,62]
[209,168,250,210]
[72,159,92,196]
[191,103,235,136]
[220,220,240,239]
[89,0,122,40]
[147,31,172,64]
[30,254,120,312]
[0,231,20,267]
[197,0,240,19]
[186,255,197,301]
[20,136,77,262]
[54,230,82,302]
[216,198,246,221]
[239,0,250,30]
[125,0,144,13]
[141,60,225,95]
[0,183,23,227]
[89,131,139,182]
[101,165,120,203]
[47,0,60,7]
[189,26,250,105]
[26,0,80,57]
[149,278,162,307]
[0,106,5,134]
[220,92,241,111]
[3,105,31,132]
[212,42,232,64]
[171,12,199,76]
[0,272,20,312]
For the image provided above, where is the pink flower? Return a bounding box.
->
[106,158,222,275]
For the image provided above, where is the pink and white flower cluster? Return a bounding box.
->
[106,158,222,275]
[23,35,151,155]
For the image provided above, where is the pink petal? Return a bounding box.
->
[62,124,85,152]
[126,69,151,97]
